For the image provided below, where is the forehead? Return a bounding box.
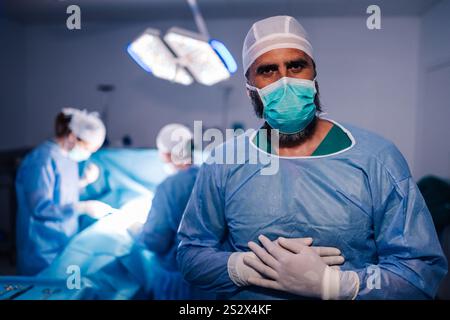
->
[252,48,311,68]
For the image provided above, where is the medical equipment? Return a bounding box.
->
[246,77,317,134]
[127,0,236,86]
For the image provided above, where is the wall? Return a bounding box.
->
[0,16,26,151]
[0,14,427,178]
[414,0,450,179]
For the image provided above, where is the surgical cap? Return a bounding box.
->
[242,15,314,75]
[156,123,193,164]
[62,108,106,147]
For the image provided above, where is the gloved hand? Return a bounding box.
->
[243,235,360,300]
[273,237,345,266]
[228,237,345,287]
[79,163,100,188]
[74,200,114,219]
[227,252,264,287]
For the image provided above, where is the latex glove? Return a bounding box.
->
[273,237,345,266]
[244,235,360,300]
[227,237,343,287]
[227,252,264,287]
[74,200,114,219]
[79,163,100,188]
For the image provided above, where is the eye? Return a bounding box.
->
[256,65,278,76]
[288,62,305,72]
[262,69,275,76]
[290,66,302,73]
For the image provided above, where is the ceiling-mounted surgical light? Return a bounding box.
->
[164,27,234,86]
[210,39,238,74]
[127,28,193,86]
[127,0,237,86]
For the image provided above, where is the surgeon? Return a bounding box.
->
[138,124,208,299]
[177,16,448,299]
[16,108,112,275]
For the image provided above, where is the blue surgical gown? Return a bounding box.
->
[140,165,209,299]
[16,140,80,275]
[177,122,448,300]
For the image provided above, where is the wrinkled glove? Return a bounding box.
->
[228,237,345,287]
[74,200,114,219]
[244,235,359,300]
[228,252,263,287]
[273,237,345,266]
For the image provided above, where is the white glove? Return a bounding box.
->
[227,252,264,287]
[273,237,345,266]
[74,200,113,219]
[243,235,359,300]
[228,237,344,288]
[79,163,100,188]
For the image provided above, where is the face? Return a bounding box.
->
[77,139,100,153]
[247,48,315,88]
[64,133,78,150]
[159,151,172,163]
[246,48,319,148]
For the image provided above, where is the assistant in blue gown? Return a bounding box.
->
[16,140,79,275]
[139,165,210,299]
[16,108,106,276]
[177,121,448,300]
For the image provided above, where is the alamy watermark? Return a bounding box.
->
[66,264,81,289]
[66,4,81,30]
[366,265,381,290]
[168,121,280,176]
[367,5,381,30]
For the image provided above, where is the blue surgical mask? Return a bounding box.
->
[68,145,92,162]
[247,77,317,134]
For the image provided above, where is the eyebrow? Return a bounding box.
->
[256,63,279,74]
[285,58,309,68]
[255,58,310,74]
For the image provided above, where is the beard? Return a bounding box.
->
[249,90,318,148]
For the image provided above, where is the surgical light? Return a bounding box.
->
[164,28,234,86]
[127,28,193,86]
[127,0,237,86]
[210,39,238,74]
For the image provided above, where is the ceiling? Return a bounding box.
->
[2,0,442,23]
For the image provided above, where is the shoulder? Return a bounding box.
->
[17,142,64,182]
[344,123,411,182]
[158,165,199,191]
[21,141,57,167]
[208,133,250,158]
[202,132,255,171]
[166,166,199,183]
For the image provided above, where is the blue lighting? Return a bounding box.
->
[209,39,237,74]
[127,44,153,73]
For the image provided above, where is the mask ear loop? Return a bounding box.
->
[245,82,262,102]
[245,82,259,93]
[311,77,326,117]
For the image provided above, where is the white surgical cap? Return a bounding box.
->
[156,123,193,164]
[242,15,314,75]
[62,108,106,147]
